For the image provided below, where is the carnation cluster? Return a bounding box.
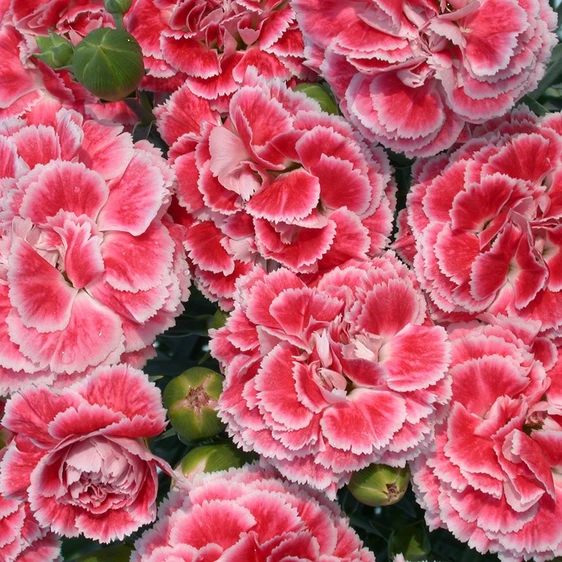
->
[0,0,561,560]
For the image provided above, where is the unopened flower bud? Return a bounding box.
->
[348,463,410,507]
[71,28,144,102]
[104,0,133,15]
[163,367,224,442]
[179,443,256,478]
[34,31,74,69]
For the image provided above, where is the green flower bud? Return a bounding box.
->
[34,31,74,69]
[348,463,410,507]
[179,443,256,478]
[104,0,133,15]
[293,83,339,115]
[163,367,224,442]
[71,28,144,102]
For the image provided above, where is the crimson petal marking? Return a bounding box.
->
[88,278,168,324]
[98,152,167,236]
[171,500,256,548]
[19,161,109,224]
[77,364,166,432]
[2,388,82,447]
[185,221,235,275]
[7,291,124,374]
[0,440,47,499]
[255,345,315,431]
[57,220,104,290]
[246,169,320,222]
[381,324,449,391]
[320,388,406,454]
[8,238,77,332]
[11,125,60,168]
[154,84,220,147]
[268,288,343,336]
[356,278,424,338]
[161,35,221,78]
[450,355,530,418]
[102,222,175,292]
[463,0,528,76]
[369,73,445,140]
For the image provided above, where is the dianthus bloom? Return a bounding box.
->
[210,253,451,496]
[125,0,315,96]
[412,315,562,561]
[0,364,170,543]
[157,71,395,309]
[395,107,562,330]
[0,108,189,394]
[0,401,61,562]
[292,0,557,157]
[131,465,375,561]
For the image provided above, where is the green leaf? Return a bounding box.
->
[293,83,340,114]
[530,43,562,100]
[74,544,133,562]
[388,521,431,561]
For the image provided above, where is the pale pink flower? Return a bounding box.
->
[125,0,316,97]
[412,315,562,562]
[395,107,562,330]
[156,71,395,309]
[293,0,557,157]
[0,364,170,543]
[131,464,375,562]
[210,253,451,496]
[0,108,189,395]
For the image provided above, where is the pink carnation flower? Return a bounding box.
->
[412,315,562,561]
[125,0,315,96]
[0,402,61,562]
[292,0,557,157]
[131,464,375,561]
[0,108,189,394]
[157,71,395,309]
[395,107,562,330]
[0,364,170,543]
[0,493,61,562]
[210,253,451,496]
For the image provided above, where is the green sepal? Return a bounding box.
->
[34,31,74,69]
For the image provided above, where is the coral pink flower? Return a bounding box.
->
[125,0,316,97]
[0,493,61,562]
[0,108,189,395]
[156,71,395,309]
[292,0,557,157]
[396,107,562,330]
[210,253,451,496]
[412,315,562,561]
[131,464,375,561]
[0,364,170,543]
[0,402,61,562]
